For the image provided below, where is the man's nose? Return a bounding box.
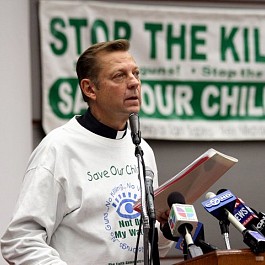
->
[127,73,140,89]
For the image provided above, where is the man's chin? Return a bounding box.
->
[127,107,140,115]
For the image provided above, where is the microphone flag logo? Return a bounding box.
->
[168,204,198,237]
[176,205,196,219]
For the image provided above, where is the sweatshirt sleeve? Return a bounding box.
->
[152,167,174,257]
[157,226,174,257]
[1,166,68,265]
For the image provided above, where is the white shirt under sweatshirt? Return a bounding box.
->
[1,117,172,265]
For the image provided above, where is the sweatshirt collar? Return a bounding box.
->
[77,108,127,139]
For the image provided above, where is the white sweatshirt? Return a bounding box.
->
[1,117,172,264]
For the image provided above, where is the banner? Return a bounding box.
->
[39,1,265,140]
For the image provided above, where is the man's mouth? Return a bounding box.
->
[126,96,138,101]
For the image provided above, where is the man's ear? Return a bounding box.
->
[80,79,96,100]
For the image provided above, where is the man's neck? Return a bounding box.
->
[76,108,127,139]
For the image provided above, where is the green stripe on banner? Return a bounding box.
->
[140,81,265,121]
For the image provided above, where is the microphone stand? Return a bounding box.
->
[149,227,160,265]
[135,148,159,265]
[134,144,150,265]
[130,113,159,265]
[219,212,231,250]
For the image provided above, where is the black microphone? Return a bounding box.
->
[161,191,183,243]
[167,192,203,260]
[257,212,265,236]
[129,113,141,145]
[167,191,186,206]
[161,222,180,242]
[145,167,156,221]
[164,193,218,254]
[168,221,218,254]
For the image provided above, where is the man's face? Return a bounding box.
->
[91,50,141,128]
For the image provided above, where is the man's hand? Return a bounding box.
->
[156,209,170,227]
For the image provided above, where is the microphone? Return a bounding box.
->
[230,194,265,238]
[145,167,156,221]
[216,189,232,249]
[217,189,262,236]
[162,191,184,242]
[202,190,265,254]
[162,195,217,255]
[233,197,260,232]
[167,192,203,259]
[257,212,265,236]
[175,222,218,254]
[129,113,141,145]
[161,222,180,242]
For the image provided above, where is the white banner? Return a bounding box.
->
[39,0,265,140]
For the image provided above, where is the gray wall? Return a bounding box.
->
[1,1,264,263]
[0,1,32,265]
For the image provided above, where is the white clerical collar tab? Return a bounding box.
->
[116,130,126,139]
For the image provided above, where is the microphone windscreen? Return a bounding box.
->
[145,167,154,179]
[167,191,186,207]
[205,192,216,200]
[128,113,141,145]
[217,188,228,194]
[129,113,139,134]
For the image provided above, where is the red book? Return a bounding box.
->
[134,148,238,217]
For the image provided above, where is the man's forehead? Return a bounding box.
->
[98,50,138,68]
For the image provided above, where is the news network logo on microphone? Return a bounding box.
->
[168,204,198,237]
[233,198,258,226]
[202,190,236,220]
[257,214,265,229]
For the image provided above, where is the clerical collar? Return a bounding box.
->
[77,108,127,139]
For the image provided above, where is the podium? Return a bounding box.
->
[173,249,265,265]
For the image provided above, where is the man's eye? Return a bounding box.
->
[134,71,140,79]
[113,73,124,80]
